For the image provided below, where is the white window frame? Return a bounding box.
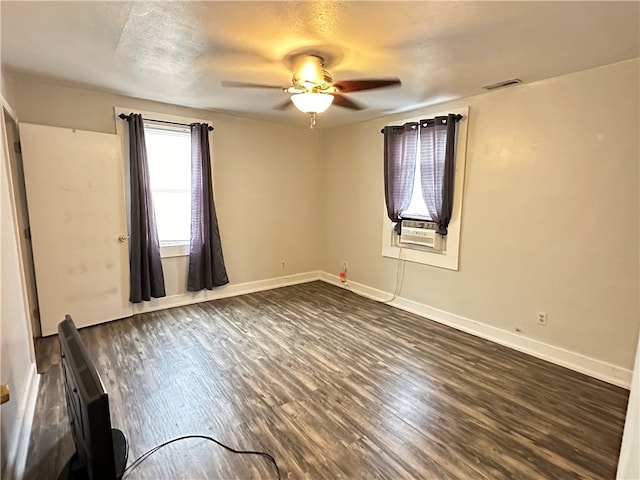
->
[114,107,212,258]
[381,106,469,270]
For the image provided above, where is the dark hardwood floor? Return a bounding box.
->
[25,281,629,479]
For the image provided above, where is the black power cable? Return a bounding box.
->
[121,434,281,480]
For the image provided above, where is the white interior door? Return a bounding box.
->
[19,123,132,336]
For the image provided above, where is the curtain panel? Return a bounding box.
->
[383,122,419,228]
[419,114,458,235]
[126,113,166,302]
[187,123,229,291]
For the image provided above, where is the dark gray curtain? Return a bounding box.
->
[127,113,166,302]
[383,122,419,228]
[419,114,457,235]
[187,124,229,291]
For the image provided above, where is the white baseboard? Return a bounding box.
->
[319,271,632,389]
[7,363,39,480]
[133,271,322,315]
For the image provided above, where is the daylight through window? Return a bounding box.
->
[144,122,191,246]
[401,137,431,221]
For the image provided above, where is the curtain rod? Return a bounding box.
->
[380,113,462,134]
[118,113,214,131]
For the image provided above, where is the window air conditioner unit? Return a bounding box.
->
[399,220,444,251]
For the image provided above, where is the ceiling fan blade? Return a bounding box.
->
[221,80,284,90]
[331,94,365,110]
[273,98,293,110]
[333,78,401,93]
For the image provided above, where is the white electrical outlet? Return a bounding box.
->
[537,312,548,326]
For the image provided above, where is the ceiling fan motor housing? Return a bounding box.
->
[292,55,334,92]
[320,70,333,90]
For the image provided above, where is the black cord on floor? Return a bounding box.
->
[121,434,281,480]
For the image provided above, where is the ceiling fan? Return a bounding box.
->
[222,54,401,128]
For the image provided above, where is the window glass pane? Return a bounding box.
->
[143,124,191,245]
[152,191,191,244]
[145,127,191,191]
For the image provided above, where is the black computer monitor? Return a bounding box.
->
[58,315,128,480]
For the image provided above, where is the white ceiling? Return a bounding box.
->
[2,1,639,127]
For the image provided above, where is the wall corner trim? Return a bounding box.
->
[6,364,39,480]
[318,271,632,389]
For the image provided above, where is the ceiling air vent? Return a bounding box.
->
[483,79,522,91]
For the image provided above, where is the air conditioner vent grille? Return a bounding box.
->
[483,78,522,90]
[399,220,444,251]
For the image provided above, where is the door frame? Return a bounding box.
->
[2,94,38,353]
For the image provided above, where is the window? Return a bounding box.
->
[143,122,191,248]
[115,107,214,259]
[381,107,469,270]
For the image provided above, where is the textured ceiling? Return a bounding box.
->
[1,1,639,127]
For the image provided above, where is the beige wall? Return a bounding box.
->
[11,77,323,297]
[321,59,640,370]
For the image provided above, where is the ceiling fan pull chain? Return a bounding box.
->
[309,112,317,129]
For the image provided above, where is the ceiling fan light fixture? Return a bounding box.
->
[291,92,334,113]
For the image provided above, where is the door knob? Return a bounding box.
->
[1,384,9,405]
[118,234,129,242]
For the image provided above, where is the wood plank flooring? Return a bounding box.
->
[25,281,629,479]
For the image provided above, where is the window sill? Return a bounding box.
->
[381,221,460,270]
[382,241,459,270]
[160,243,189,258]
